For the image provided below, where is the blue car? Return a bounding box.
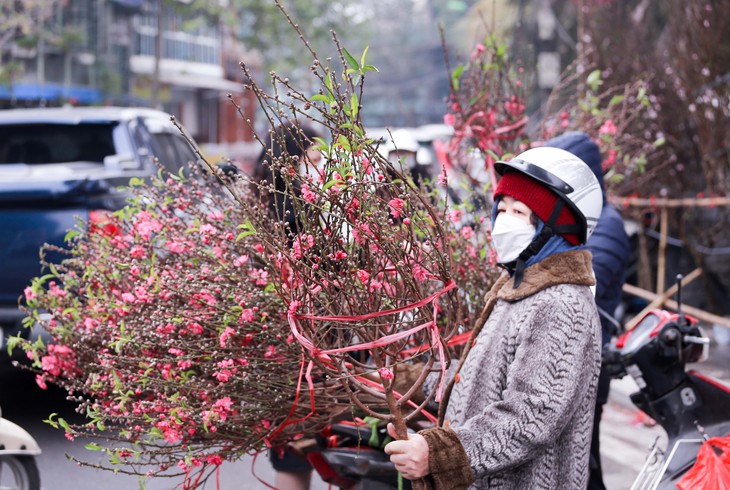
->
[0,106,202,359]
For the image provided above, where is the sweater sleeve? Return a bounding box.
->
[411,427,474,490]
[452,286,600,477]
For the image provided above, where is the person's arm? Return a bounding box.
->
[587,206,630,343]
[588,206,630,305]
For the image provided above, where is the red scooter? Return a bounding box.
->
[603,275,730,489]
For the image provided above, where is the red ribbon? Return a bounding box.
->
[285,279,457,424]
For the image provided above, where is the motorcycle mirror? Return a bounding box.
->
[675,274,686,326]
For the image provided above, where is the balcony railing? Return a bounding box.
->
[134,24,220,66]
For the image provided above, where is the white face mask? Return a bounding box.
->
[491,213,537,264]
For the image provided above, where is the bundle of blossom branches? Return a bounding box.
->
[536,63,668,197]
[438,24,666,199]
[437,30,529,194]
[17,170,353,485]
[227,25,500,437]
[12,6,500,485]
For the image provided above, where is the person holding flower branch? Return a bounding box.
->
[385,147,604,489]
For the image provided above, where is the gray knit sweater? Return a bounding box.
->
[418,250,602,490]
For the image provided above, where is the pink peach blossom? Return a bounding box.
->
[388,198,405,218]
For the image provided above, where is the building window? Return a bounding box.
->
[133,8,220,65]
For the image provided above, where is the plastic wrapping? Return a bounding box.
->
[676,436,730,490]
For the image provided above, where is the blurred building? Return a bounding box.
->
[0,0,256,149]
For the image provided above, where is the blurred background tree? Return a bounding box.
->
[507,0,730,318]
[0,0,64,92]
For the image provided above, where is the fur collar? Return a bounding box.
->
[495,250,595,302]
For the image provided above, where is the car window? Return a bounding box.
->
[149,132,196,175]
[0,123,118,165]
[140,117,198,175]
[111,123,135,157]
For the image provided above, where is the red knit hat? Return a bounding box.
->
[494,171,580,245]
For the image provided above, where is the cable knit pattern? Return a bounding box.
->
[423,250,601,489]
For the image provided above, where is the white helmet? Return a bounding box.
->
[379,129,420,156]
[495,147,603,243]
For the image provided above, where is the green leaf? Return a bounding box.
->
[235,219,256,240]
[350,93,359,119]
[360,46,370,67]
[653,137,666,147]
[65,229,80,242]
[312,136,330,152]
[48,262,60,278]
[496,43,505,58]
[452,65,465,81]
[452,65,464,90]
[342,48,359,71]
[336,134,351,152]
[311,93,330,103]
[607,172,625,184]
[85,443,102,451]
[586,70,602,92]
[36,273,56,285]
[608,95,624,107]
[43,413,60,429]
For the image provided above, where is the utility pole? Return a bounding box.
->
[151,0,162,108]
[535,0,559,103]
[36,2,46,107]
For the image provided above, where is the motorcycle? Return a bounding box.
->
[604,274,730,489]
[305,419,411,490]
[305,274,730,490]
[0,404,41,490]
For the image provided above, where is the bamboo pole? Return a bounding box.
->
[611,196,730,208]
[623,267,703,331]
[608,196,730,208]
[610,193,730,330]
[656,207,668,294]
[623,282,730,330]
[637,223,653,291]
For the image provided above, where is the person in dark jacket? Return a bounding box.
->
[546,131,631,490]
[252,121,322,240]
